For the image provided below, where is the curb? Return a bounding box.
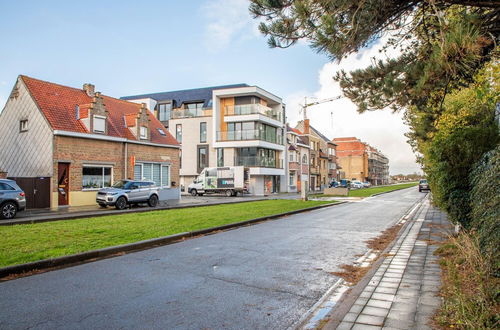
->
[1,198,270,226]
[0,201,346,279]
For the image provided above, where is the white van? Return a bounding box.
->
[188,166,249,197]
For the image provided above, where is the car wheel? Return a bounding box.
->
[1,201,17,219]
[148,195,159,207]
[190,189,197,196]
[225,189,233,197]
[115,196,127,210]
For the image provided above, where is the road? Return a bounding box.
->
[0,188,424,329]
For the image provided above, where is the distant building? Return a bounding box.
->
[332,137,389,185]
[122,84,287,195]
[0,76,181,209]
[286,125,310,192]
[296,120,339,190]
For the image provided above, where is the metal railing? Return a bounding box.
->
[225,104,283,122]
[171,108,212,119]
[216,129,283,144]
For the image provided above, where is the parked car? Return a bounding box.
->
[96,180,160,210]
[350,181,364,189]
[418,179,430,192]
[188,166,249,197]
[339,179,351,188]
[0,179,26,219]
[362,181,371,188]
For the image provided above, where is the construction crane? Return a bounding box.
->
[300,95,343,121]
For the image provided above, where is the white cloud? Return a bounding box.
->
[285,37,421,175]
[202,0,259,51]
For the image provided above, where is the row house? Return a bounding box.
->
[122,84,287,195]
[332,137,390,185]
[295,119,339,191]
[286,125,310,192]
[0,76,180,209]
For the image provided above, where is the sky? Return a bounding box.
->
[0,0,421,175]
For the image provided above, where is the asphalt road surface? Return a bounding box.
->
[0,188,424,330]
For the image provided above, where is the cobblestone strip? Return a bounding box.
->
[335,199,451,330]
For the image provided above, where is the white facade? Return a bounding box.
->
[0,77,53,178]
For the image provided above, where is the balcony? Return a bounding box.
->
[225,104,283,122]
[235,156,283,169]
[171,108,212,119]
[310,166,320,175]
[216,129,283,145]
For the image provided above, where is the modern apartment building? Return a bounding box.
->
[333,137,390,185]
[286,125,310,193]
[122,85,287,195]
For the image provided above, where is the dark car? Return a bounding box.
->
[0,179,27,219]
[419,179,430,192]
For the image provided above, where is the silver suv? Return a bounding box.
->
[0,179,27,219]
[96,180,160,210]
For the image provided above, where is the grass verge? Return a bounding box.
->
[433,232,499,329]
[311,182,419,198]
[0,199,331,268]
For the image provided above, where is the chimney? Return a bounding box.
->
[83,83,95,97]
[304,119,310,134]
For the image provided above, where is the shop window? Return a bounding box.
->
[82,165,112,189]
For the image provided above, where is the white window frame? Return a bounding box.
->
[134,162,171,188]
[93,115,106,133]
[140,126,148,140]
[82,164,113,190]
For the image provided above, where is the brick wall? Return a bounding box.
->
[53,136,180,192]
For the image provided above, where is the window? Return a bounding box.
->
[289,173,294,186]
[134,163,170,187]
[176,124,182,143]
[157,128,166,136]
[82,166,112,189]
[302,154,308,164]
[197,146,208,173]
[157,103,172,122]
[217,148,224,167]
[93,115,106,133]
[200,122,207,143]
[0,182,15,191]
[19,119,28,132]
[140,126,148,140]
[329,147,336,156]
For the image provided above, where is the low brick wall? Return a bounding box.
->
[323,187,349,196]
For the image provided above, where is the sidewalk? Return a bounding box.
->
[324,198,453,330]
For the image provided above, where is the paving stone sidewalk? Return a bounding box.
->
[330,198,453,330]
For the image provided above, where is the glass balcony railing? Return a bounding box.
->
[171,108,212,119]
[216,129,283,144]
[235,156,283,169]
[225,104,283,122]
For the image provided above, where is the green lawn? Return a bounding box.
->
[0,199,331,268]
[313,182,419,198]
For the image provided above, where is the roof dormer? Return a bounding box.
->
[124,103,151,141]
[89,92,108,134]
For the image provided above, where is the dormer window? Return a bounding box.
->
[140,126,148,140]
[93,115,106,133]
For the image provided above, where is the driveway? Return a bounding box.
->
[0,188,424,329]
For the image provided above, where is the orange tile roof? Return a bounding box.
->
[21,76,179,146]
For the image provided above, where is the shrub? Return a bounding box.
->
[470,146,500,276]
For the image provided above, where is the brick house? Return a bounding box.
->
[0,76,180,208]
[333,137,389,185]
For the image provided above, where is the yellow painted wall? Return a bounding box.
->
[69,191,98,207]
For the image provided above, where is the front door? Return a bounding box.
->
[57,163,70,206]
